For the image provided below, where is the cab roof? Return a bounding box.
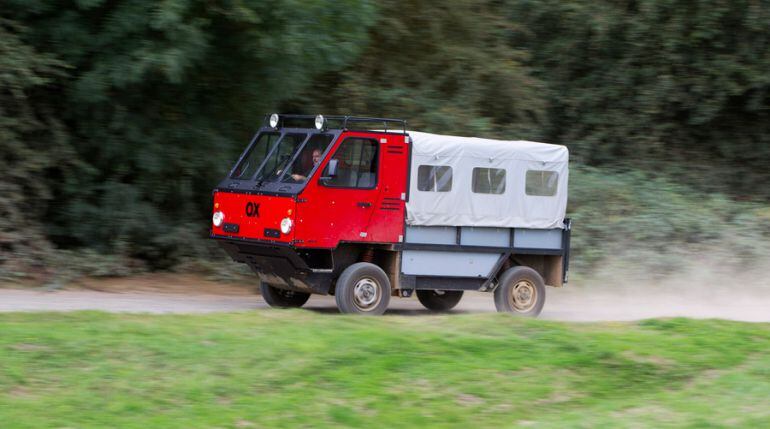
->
[263,114,407,134]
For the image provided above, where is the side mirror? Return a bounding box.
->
[321,159,338,181]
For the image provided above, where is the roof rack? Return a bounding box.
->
[262,114,407,134]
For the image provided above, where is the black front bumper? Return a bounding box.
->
[213,235,333,294]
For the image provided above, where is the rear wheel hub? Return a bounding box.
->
[353,277,381,311]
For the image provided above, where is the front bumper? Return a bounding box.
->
[213,234,333,294]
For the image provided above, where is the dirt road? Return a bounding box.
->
[1,275,768,321]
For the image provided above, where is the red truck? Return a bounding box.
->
[211,114,571,316]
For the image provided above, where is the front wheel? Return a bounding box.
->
[260,283,311,308]
[335,262,391,315]
[416,290,464,312]
[493,266,546,317]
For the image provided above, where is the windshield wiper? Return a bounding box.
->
[255,155,292,189]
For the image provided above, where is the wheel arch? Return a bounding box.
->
[329,244,401,295]
[489,253,565,289]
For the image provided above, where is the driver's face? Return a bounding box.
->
[312,149,322,165]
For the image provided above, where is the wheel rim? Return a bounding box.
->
[509,280,537,312]
[278,289,296,298]
[352,277,381,311]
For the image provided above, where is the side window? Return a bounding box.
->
[525,170,558,196]
[321,138,378,188]
[417,165,452,192]
[472,167,506,194]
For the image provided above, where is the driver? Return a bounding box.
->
[290,148,323,182]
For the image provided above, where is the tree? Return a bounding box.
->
[288,0,545,139]
[5,0,377,265]
[0,19,69,278]
[506,0,770,196]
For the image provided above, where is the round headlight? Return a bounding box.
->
[212,211,225,227]
[269,113,279,128]
[280,217,293,234]
[314,114,325,130]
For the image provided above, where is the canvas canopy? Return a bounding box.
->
[405,131,569,229]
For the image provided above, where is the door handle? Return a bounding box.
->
[357,201,372,208]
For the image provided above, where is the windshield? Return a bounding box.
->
[230,133,279,180]
[278,134,334,183]
[254,133,307,181]
[226,131,337,190]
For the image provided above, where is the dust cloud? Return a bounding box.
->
[541,254,770,322]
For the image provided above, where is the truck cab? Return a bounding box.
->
[212,114,571,316]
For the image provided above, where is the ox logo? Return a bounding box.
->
[245,202,260,218]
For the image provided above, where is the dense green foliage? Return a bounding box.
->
[290,0,545,138]
[1,312,769,427]
[506,0,770,193]
[3,0,375,267]
[0,19,69,276]
[1,0,769,278]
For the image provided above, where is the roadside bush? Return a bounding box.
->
[569,165,770,278]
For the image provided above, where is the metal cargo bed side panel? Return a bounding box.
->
[404,225,456,245]
[401,250,501,277]
[513,228,562,249]
[401,224,572,287]
[404,225,562,250]
[460,227,510,247]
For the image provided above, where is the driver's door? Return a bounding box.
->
[295,135,380,248]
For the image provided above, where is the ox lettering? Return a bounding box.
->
[245,202,260,217]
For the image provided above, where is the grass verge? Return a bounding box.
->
[1,312,769,428]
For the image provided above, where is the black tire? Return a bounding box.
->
[416,290,464,312]
[334,262,391,315]
[493,266,546,317]
[260,282,311,308]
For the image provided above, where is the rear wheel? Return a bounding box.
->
[260,282,311,308]
[493,266,546,317]
[416,290,464,312]
[335,262,390,315]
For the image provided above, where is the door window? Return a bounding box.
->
[321,138,378,189]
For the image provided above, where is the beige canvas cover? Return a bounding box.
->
[406,131,569,229]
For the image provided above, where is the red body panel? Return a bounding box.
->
[211,131,409,249]
[294,131,409,248]
[212,191,296,244]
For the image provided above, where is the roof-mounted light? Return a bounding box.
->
[269,113,280,129]
[315,114,326,130]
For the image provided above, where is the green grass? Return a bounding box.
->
[1,312,769,428]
